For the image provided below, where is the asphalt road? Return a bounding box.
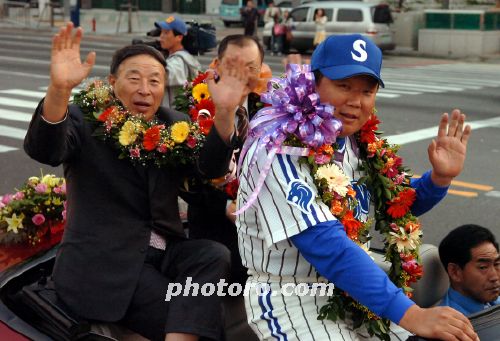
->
[0,27,499,247]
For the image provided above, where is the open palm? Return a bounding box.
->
[428,109,471,180]
[207,55,250,115]
[50,23,95,91]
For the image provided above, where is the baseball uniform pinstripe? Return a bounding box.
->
[237,137,373,340]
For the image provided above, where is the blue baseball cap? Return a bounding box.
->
[311,34,384,87]
[154,16,187,35]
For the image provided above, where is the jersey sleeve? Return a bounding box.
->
[242,145,336,248]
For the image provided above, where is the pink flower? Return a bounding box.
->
[0,202,4,209]
[314,154,332,165]
[13,191,25,200]
[393,174,405,185]
[53,183,66,194]
[62,210,67,220]
[390,223,399,232]
[157,144,168,153]
[186,136,197,149]
[130,148,141,158]
[32,213,46,226]
[35,183,48,194]
[1,194,13,205]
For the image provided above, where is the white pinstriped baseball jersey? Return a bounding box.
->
[236,136,369,281]
[236,136,379,341]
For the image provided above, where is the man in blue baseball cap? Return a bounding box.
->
[155,16,201,108]
[234,34,477,340]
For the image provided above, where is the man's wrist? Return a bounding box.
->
[430,171,454,187]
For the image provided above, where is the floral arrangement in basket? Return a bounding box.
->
[0,174,66,245]
[237,64,423,341]
[72,79,206,168]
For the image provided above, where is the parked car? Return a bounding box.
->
[263,0,396,53]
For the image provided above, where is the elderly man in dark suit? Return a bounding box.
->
[24,22,251,341]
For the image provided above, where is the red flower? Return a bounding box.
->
[98,106,118,122]
[360,115,380,144]
[341,210,363,240]
[192,72,209,86]
[198,117,214,135]
[186,136,197,148]
[143,125,161,151]
[381,156,403,178]
[195,99,216,117]
[402,259,423,282]
[224,179,239,200]
[386,188,416,218]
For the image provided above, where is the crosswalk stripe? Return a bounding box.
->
[0,89,47,99]
[380,89,422,95]
[0,69,50,79]
[0,109,33,122]
[0,124,26,140]
[382,73,500,87]
[384,81,464,91]
[376,93,400,98]
[0,96,39,109]
[387,116,500,145]
[0,55,109,71]
[0,145,18,152]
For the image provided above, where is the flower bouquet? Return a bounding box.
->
[0,174,66,245]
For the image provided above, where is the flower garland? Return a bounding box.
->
[0,174,66,245]
[313,114,422,340]
[72,79,205,168]
[173,71,269,199]
[239,64,423,341]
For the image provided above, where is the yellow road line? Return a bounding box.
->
[447,189,479,198]
[412,175,493,192]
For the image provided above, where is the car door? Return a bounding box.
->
[332,7,366,35]
[289,6,311,52]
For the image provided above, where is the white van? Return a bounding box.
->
[263,1,396,53]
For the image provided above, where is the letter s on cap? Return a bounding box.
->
[351,40,367,62]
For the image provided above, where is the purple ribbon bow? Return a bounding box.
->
[234,64,342,215]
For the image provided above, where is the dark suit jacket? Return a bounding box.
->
[24,100,233,321]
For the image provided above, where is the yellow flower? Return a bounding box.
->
[41,174,53,185]
[170,121,190,144]
[315,164,350,197]
[119,121,139,146]
[5,212,25,234]
[192,83,210,102]
[52,197,62,205]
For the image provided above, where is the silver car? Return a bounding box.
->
[263,1,396,53]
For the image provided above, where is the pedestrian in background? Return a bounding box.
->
[271,14,286,56]
[263,0,280,24]
[156,15,201,108]
[282,10,294,54]
[241,0,260,37]
[313,8,327,48]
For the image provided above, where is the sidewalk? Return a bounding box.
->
[1,8,500,63]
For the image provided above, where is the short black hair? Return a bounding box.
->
[110,44,166,76]
[217,34,264,63]
[439,224,499,271]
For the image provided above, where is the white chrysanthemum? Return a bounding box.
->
[314,164,350,197]
[389,227,422,253]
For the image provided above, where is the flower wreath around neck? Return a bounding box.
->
[238,64,423,341]
[72,79,206,168]
[173,71,265,200]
